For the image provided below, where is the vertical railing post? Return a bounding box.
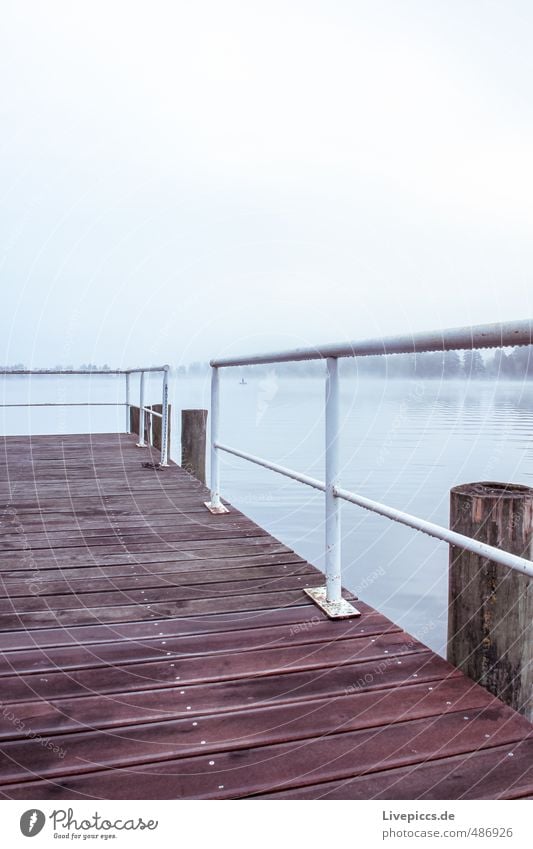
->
[205,366,229,513]
[325,356,341,603]
[304,356,359,618]
[160,367,170,466]
[137,370,145,446]
[125,372,130,433]
[210,367,221,507]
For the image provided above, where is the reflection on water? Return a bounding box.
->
[2,373,533,656]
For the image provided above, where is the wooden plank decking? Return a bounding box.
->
[0,432,531,800]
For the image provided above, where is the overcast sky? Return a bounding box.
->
[1,0,532,368]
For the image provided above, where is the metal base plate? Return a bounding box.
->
[204,501,230,515]
[304,586,360,619]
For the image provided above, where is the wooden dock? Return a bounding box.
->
[0,432,531,800]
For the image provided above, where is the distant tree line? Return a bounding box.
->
[342,346,533,379]
[4,347,532,379]
[1,363,113,373]
[338,347,533,379]
[174,346,533,380]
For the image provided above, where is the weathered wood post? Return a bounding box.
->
[448,481,533,721]
[129,405,139,436]
[147,403,171,457]
[130,406,151,445]
[181,409,207,484]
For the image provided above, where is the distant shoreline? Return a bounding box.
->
[2,344,532,381]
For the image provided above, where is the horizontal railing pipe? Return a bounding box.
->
[215,442,326,492]
[125,366,170,374]
[0,402,121,408]
[210,319,533,368]
[213,443,533,580]
[0,369,127,376]
[334,485,533,579]
[0,366,169,375]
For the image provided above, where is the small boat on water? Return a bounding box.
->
[239,378,247,385]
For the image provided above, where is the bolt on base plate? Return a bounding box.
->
[204,501,230,515]
[304,586,360,619]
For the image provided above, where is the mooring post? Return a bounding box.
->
[448,481,533,721]
[147,405,170,452]
[181,409,208,483]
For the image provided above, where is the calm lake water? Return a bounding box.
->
[2,372,533,655]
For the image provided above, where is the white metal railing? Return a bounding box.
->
[0,365,171,465]
[206,319,533,618]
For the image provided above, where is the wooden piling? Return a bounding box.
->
[448,481,533,721]
[129,406,151,445]
[148,404,171,457]
[129,405,139,436]
[181,409,207,483]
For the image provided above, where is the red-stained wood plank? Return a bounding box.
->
[0,630,424,704]
[1,706,530,799]
[0,651,447,742]
[0,612,396,677]
[257,739,533,800]
[0,560,313,597]
[0,525,270,553]
[0,587,314,632]
[0,681,508,786]
[0,600,377,650]
[0,540,292,573]
[0,572,323,613]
